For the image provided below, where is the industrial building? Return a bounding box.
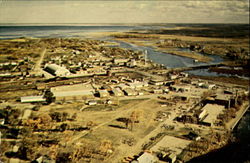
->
[200,104,225,126]
[44,64,70,77]
[20,96,46,103]
[51,83,94,101]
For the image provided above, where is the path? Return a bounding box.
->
[70,99,152,144]
[34,47,46,72]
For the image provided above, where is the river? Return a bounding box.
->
[106,39,233,77]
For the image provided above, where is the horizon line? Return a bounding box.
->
[0,22,249,26]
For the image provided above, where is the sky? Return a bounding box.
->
[0,0,249,24]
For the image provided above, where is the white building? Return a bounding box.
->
[44,64,70,77]
[20,96,46,103]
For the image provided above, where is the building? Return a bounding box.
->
[87,100,97,105]
[116,83,129,90]
[113,58,129,65]
[153,89,163,94]
[150,135,191,161]
[215,94,232,108]
[201,84,216,89]
[53,90,94,101]
[137,152,156,163]
[51,84,94,101]
[197,109,207,120]
[98,90,110,98]
[44,64,70,77]
[20,96,46,103]
[123,88,137,96]
[149,79,164,86]
[111,88,124,97]
[170,85,190,92]
[163,153,176,163]
[128,82,148,89]
[200,104,225,126]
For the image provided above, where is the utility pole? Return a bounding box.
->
[144,50,148,65]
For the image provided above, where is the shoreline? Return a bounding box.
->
[226,103,249,131]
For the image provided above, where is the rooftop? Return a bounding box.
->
[202,104,225,125]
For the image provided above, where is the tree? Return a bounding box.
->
[44,90,55,104]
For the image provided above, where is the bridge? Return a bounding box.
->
[168,63,224,73]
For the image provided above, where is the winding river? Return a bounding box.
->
[107,39,229,77]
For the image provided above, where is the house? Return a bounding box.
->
[113,58,129,66]
[149,79,164,86]
[20,96,46,103]
[87,100,97,105]
[169,74,179,80]
[98,90,110,98]
[116,83,129,90]
[128,82,148,89]
[137,152,156,163]
[170,85,190,92]
[201,84,216,89]
[153,89,163,94]
[123,88,136,96]
[111,88,124,97]
[44,64,70,77]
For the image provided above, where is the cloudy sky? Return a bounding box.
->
[0,0,249,24]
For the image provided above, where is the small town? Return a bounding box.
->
[0,37,249,163]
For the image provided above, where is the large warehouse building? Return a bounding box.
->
[44,64,70,77]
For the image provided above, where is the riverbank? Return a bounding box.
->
[190,75,250,86]
[113,37,213,63]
